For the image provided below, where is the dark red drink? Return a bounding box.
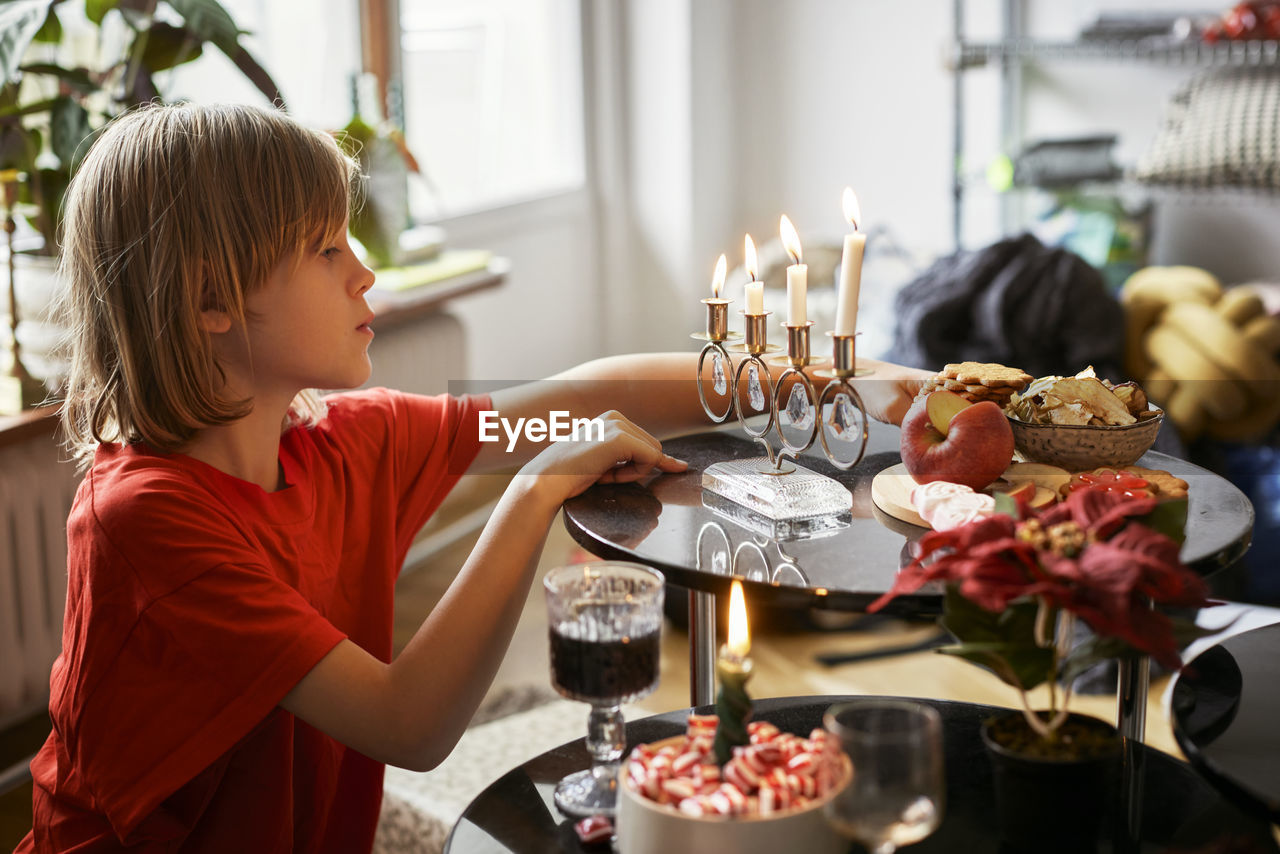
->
[549,627,660,704]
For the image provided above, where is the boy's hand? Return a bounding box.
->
[515,410,687,505]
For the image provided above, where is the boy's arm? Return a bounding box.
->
[470,352,931,473]
[280,411,685,771]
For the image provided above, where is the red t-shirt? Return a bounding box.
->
[17,388,490,853]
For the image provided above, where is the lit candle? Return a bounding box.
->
[743,234,764,315]
[710,253,727,299]
[780,214,807,326]
[835,187,864,337]
[702,254,730,340]
[713,579,754,764]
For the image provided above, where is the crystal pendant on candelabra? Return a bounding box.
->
[827,392,863,441]
[746,362,766,412]
[783,383,815,431]
[711,350,728,396]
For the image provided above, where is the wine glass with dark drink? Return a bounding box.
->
[544,562,664,818]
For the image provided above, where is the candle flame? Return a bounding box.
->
[842,187,861,231]
[744,234,758,282]
[727,579,750,658]
[779,214,802,265]
[711,254,727,298]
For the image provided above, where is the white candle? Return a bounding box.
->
[835,187,864,336]
[743,233,764,315]
[779,214,807,325]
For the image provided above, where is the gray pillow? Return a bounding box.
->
[1133,67,1280,189]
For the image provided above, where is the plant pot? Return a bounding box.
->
[980,711,1121,853]
[3,252,68,391]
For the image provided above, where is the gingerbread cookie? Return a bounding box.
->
[1123,465,1190,499]
[1059,466,1189,500]
[942,362,1034,390]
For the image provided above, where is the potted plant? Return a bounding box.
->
[867,485,1217,850]
[0,0,282,392]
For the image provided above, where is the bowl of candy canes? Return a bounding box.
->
[614,713,852,854]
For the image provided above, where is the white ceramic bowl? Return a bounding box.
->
[615,737,851,854]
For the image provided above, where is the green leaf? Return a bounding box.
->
[85,0,120,26]
[164,0,241,51]
[134,21,203,72]
[1140,498,1188,546]
[48,96,91,168]
[0,0,59,85]
[32,6,62,43]
[938,586,1055,690]
[220,41,283,107]
[0,123,40,171]
[1059,633,1131,685]
[17,63,94,93]
[0,95,60,119]
[993,491,1019,518]
[28,165,68,249]
[163,0,283,106]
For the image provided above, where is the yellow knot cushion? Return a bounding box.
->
[1121,266,1280,442]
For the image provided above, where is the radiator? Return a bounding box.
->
[0,432,79,726]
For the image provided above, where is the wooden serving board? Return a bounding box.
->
[870,463,928,528]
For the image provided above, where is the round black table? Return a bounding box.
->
[563,425,1254,713]
[1172,621,1280,823]
[443,695,1279,854]
[564,427,1253,615]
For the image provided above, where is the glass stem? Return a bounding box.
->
[587,704,625,775]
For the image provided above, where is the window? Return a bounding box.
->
[168,0,363,132]
[396,0,585,218]
[172,0,584,220]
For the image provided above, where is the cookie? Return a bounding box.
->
[1123,466,1190,499]
[942,361,1033,389]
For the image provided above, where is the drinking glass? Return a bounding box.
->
[823,700,945,854]
[544,561,665,818]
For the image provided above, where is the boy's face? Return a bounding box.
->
[236,228,377,401]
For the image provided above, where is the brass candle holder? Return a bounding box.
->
[693,298,739,424]
[812,332,872,470]
[731,310,779,468]
[694,307,863,525]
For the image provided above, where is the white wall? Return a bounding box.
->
[606,0,1280,359]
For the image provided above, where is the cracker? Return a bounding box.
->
[942,361,1033,389]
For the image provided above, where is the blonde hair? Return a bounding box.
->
[57,103,359,467]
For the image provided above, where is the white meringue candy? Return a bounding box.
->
[910,481,996,531]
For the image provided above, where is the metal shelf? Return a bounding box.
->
[956,38,1280,70]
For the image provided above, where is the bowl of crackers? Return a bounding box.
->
[1003,369,1162,471]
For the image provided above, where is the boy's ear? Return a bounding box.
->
[197,272,233,333]
[199,307,232,334]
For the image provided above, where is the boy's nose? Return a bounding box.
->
[354,261,376,296]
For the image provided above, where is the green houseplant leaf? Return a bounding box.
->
[939,586,1055,691]
[2,0,286,254]
[0,0,59,84]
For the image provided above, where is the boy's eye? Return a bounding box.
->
[321,247,340,260]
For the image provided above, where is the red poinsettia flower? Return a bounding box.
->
[869,485,1213,674]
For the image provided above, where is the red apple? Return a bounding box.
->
[900,391,1015,491]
